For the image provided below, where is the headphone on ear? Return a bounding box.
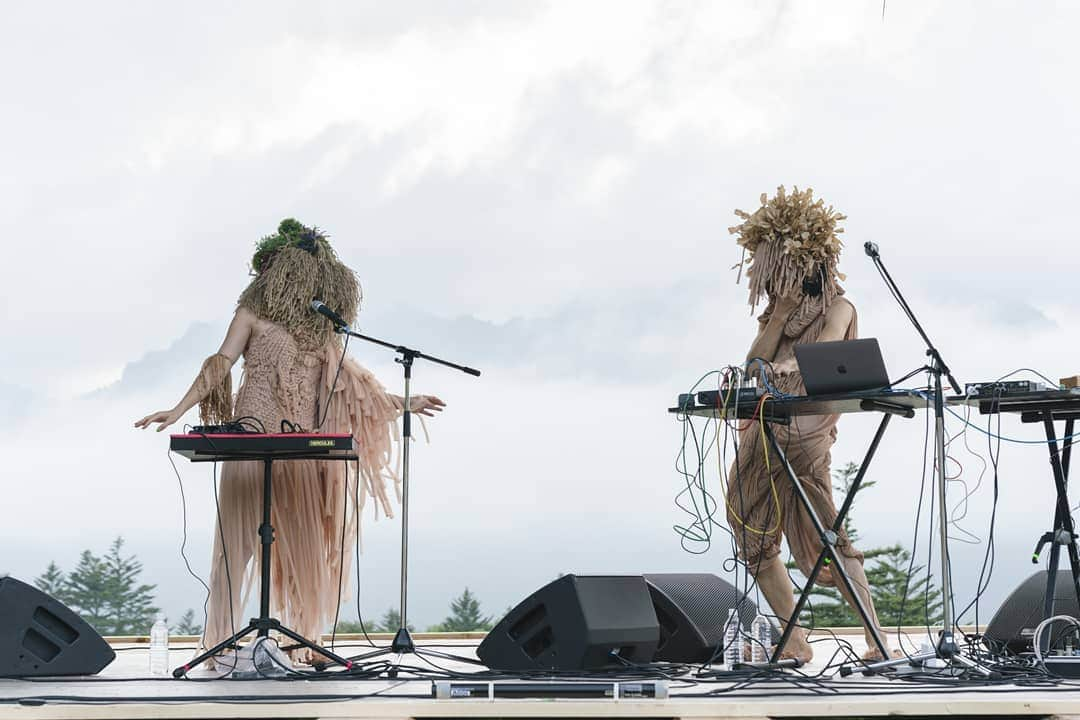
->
[801,264,825,298]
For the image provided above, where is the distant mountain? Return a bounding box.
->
[358,282,723,383]
[90,280,724,399]
[88,321,227,398]
[0,382,37,424]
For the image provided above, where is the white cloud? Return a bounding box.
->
[6,0,1080,629]
[132,1,901,193]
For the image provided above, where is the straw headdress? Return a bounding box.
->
[729,186,846,312]
[238,218,361,350]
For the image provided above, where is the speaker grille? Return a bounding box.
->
[646,573,761,644]
[477,574,659,671]
[986,570,1080,653]
[645,573,777,662]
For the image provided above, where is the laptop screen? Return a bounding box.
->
[794,339,890,396]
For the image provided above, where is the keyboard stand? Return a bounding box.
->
[766,412,903,663]
[1021,410,1080,651]
[173,453,358,677]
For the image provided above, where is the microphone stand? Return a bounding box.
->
[331,321,480,674]
[842,244,993,678]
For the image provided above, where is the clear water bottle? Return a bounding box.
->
[750,612,772,662]
[722,608,743,668]
[149,615,169,676]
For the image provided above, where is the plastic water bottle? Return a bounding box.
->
[149,616,169,676]
[722,608,743,668]
[750,612,772,662]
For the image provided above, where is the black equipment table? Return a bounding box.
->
[168,432,359,677]
[681,387,924,422]
[674,387,1080,663]
[671,389,930,662]
[959,389,1080,650]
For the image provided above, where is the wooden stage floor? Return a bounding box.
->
[3,631,1080,720]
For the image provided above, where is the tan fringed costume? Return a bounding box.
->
[185,220,406,665]
[725,186,862,585]
[202,326,402,662]
[725,295,862,584]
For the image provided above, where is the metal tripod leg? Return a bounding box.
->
[763,421,891,662]
[846,645,992,678]
[173,622,256,678]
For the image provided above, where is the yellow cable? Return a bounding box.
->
[716,384,783,536]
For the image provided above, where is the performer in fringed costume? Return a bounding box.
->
[726,187,896,663]
[136,219,444,664]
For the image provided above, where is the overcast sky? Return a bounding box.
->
[3,0,1080,632]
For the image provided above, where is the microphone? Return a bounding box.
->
[310,300,349,329]
[864,241,880,259]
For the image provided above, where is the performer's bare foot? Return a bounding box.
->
[861,646,903,662]
[780,629,814,664]
[203,651,238,673]
[289,646,336,668]
[288,646,316,665]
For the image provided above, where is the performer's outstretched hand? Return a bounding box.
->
[134,408,182,432]
[409,395,446,417]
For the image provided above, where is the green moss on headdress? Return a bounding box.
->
[252,218,328,274]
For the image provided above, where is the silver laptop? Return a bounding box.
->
[794,338,890,396]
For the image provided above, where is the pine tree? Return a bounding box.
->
[174,609,203,636]
[34,562,68,603]
[334,619,368,633]
[63,550,111,631]
[375,608,414,633]
[336,608,414,634]
[866,544,944,626]
[434,588,493,632]
[100,537,159,635]
[55,537,160,636]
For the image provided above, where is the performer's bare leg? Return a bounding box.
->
[726,187,895,665]
[754,555,814,663]
[831,552,898,660]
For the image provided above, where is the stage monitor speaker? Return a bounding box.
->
[984,569,1080,654]
[644,573,778,663]
[0,576,115,677]
[477,574,660,671]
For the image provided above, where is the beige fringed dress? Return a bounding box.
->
[726,295,863,586]
[202,322,401,661]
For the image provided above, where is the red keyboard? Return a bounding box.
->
[170,433,354,461]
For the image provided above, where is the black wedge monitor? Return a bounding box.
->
[794,338,889,396]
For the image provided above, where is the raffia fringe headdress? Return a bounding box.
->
[238,218,361,351]
[729,186,846,312]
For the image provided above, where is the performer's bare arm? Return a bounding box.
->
[133,308,255,432]
[817,299,854,344]
[745,295,799,364]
